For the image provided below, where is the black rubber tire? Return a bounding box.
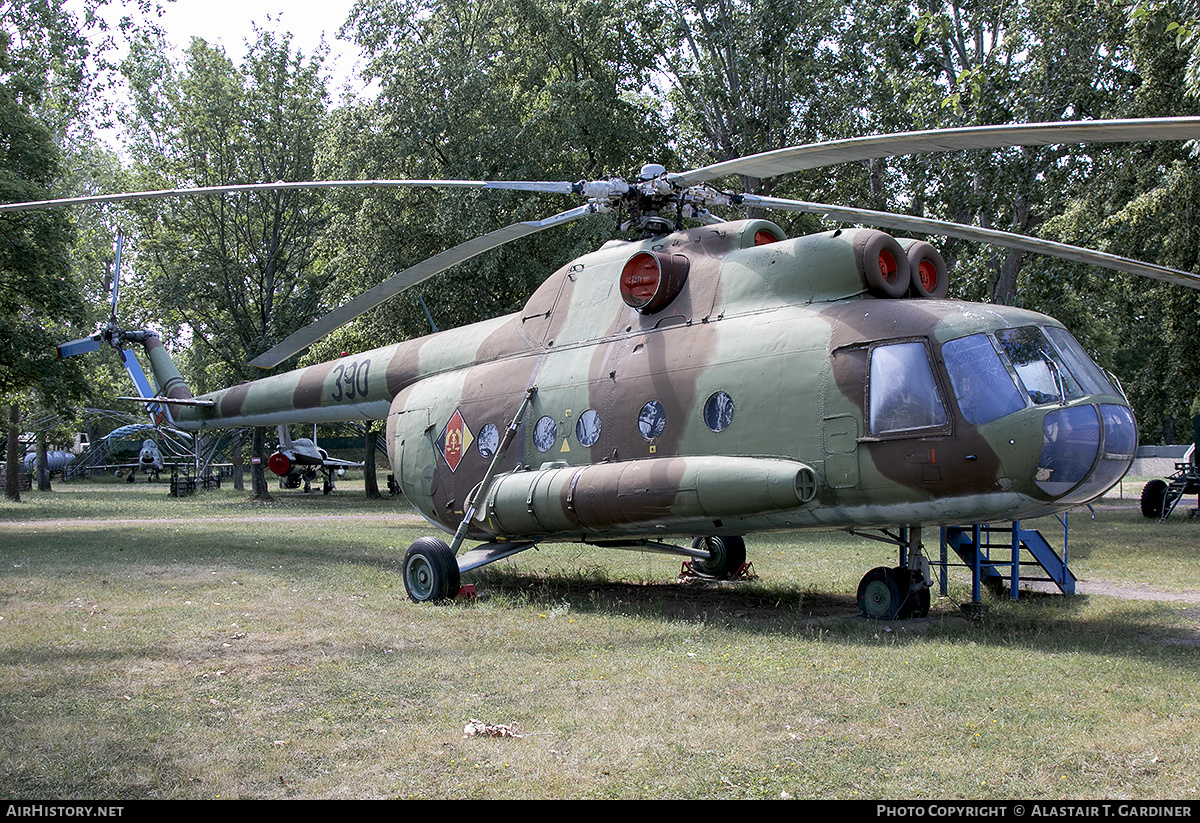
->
[857,566,902,619]
[910,585,932,618]
[1141,479,1168,519]
[403,537,461,603]
[691,535,747,579]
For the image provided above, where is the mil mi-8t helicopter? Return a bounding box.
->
[8,118,1200,618]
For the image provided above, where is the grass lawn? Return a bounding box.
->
[1,478,1197,799]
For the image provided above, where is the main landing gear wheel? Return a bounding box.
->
[858,567,930,619]
[1140,479,1168,519]
[403,537,461,603]
[692,535,747,579]
[857,566,902,619]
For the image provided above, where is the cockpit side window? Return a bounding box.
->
[868,341,949,435]
[942,334,1026,426]
[995,327,1084,405]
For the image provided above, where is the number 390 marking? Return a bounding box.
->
[331,359,371,402]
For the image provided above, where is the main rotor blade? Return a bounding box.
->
[742,195,1200,290]
[0,178,578,214]
[676,118,1200,185]
[249,204,599,369]
[109,228,124,320]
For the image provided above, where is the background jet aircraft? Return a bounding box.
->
[268,425,361,494]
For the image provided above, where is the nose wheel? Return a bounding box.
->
[403,537,461,602]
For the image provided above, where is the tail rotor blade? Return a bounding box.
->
[109,228,124,320]
[118,349,167,423]
[58,335,103,358]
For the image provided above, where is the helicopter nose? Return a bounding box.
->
[1032,402,1137,506]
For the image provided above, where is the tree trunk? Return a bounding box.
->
[991,248,1026,306]
[740,174,765,220]
[5,403,19,502]
[36,430,50,491]
[250,425,271,500]
[363,422,380,499]
[989,195,1039,306]
[231,430,245,491]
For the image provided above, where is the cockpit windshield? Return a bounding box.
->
[940,326,1119,427]
[941,334,1026,426]
[869,325,1121,436]
[867,324,1134,499]
[868,341,949,435]
[1042,326,1119,396]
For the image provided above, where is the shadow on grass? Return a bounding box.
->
[466,562,858,626]
[5,518,1196,666]
[463,563,1200,665]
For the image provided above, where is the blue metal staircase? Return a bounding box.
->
[939,518,1076,603]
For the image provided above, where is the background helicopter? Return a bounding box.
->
[134,438,164,480]
[57,229,170,428]
[8,118,1200,617]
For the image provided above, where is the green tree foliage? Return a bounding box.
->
[647,0,1148,305]
[652,1,852,176]
[309,0,667,358]
[1,0,105,138]
[0,16,86,403]
[1,1,167,501]
[1130,0,1200,96]
[0,0,127,497]
[831,0,1142,306]
[1032,2,1200,444]
[120,30,333,387]
[117,28,334,497]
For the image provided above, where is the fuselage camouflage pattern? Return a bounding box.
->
[145,219,1135,544]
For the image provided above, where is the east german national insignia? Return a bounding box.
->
[437,409,474,472]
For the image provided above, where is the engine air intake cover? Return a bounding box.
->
[899,239,949,299]
[620,251,691,314]
[853,230,911,298]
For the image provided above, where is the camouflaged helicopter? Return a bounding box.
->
[10,118,1200,618]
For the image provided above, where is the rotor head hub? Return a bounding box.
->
[639,163,666,180]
